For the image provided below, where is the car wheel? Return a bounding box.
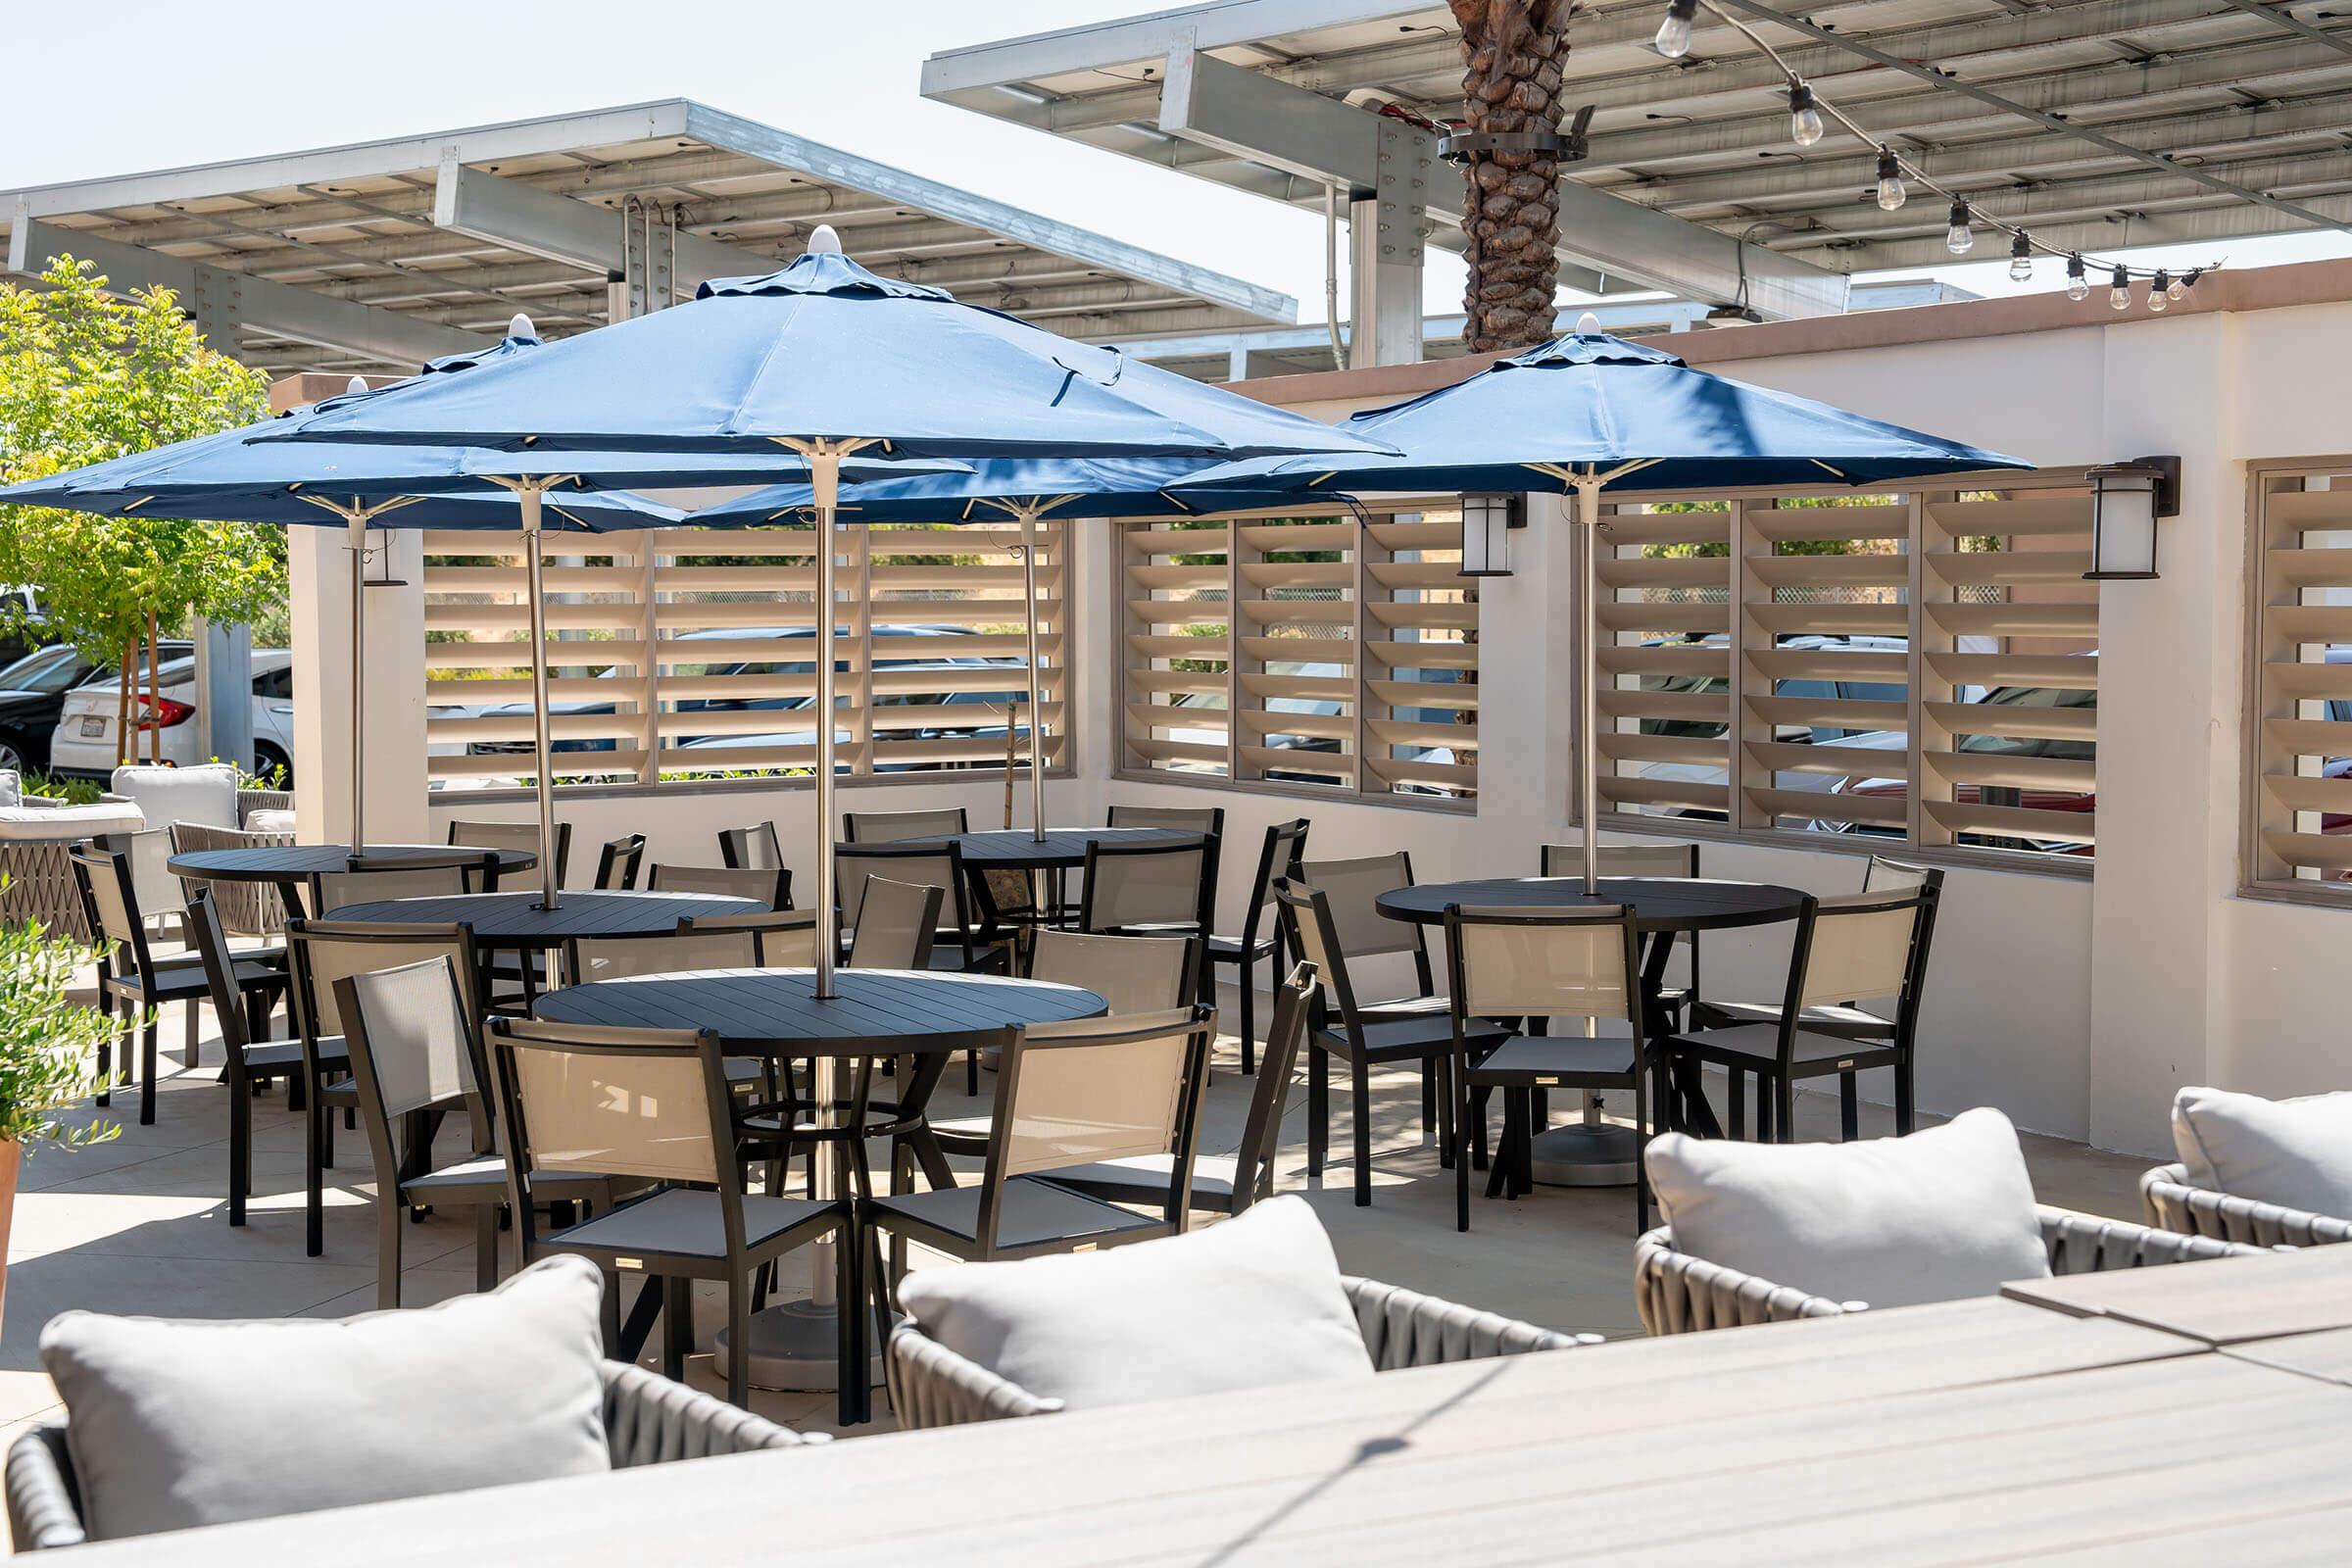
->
[0,730,31,775]
[252,743,292,790]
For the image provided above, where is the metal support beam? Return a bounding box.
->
[1152,44,1844,318]
[187,266,243,354]
[1348,116,1427,368]
[7,220,491,368]
[435,157,760,294]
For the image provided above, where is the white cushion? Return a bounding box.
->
[897,1195,1374,1410]
[40,1254,612,1541]
[0,768,19,808]
[0,801,145,840]
[2173,1086,2352,1218]
[242,808,298,834]
[111,762,239,831]
[1645,1107,2051,1310]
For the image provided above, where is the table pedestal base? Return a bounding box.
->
[1527,1121,1640,1188]
[713,1302,886,1394]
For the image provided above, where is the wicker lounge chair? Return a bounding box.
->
[2140,1162,2352,1249]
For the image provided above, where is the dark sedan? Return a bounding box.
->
[0,644,106,775]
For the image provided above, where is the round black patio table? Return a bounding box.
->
[320,889,758,948]
[533,965,1106,1421]
[1377,876,1809,1185]
[171,843,544,920]
[907,826,1196,869]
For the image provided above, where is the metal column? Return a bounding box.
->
[1348,117,1429,368]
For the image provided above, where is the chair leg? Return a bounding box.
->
[95,990,114,1109]
[474,1204,500,1293]
[305,1091,324,1257]
[1453,1055,1472,1233]
[1419,1061,1436,1149]
[1727,1068,1745,1142]
[183,996,200,1068]
[834,1223,864,1427]
[1350,1055,1373,1206]
[1485,1091,1513,1200]
[661,1275,690,1383]
[1894,1054,1916,1135]
[727,1274,753,1413]
[1839,1073,1860,1142]
[599,1270,624,1359]
[964,1049,978,1099]
[1238,960,1256,1078]
[1470,1084,1492,1171]
[1306,1046,1327,1180]
[139,1013,159,1127]
[227,1076,251,1227]
[375,1190,404,1310]
[1775,1074,1796,1145]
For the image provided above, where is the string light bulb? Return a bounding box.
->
[1875,147,1906,212]
[2066,254,2089,301]
[2147,270,2171,313]
[2109,265,2132,311]
[1944,199,1975,255]
[1787,79,1823,147]
[1654,0,1698,58]
[2168,271,2188,301]
[2008,232,2034,283]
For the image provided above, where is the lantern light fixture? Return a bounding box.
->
[1458,492,1527,578]
[2083,456,2180,581]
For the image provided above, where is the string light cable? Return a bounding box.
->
[1649,0,2222,310]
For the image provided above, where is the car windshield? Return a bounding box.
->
[0,646,90,694]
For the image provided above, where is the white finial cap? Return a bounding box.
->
[509,312,535,340]
[807,223,843,255]
[1576,312,1601,333]
[346,376,369,396]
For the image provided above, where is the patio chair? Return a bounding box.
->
[2140,1085,2352,1248]
[885,1195,1591,1430]
[845,877,944,970]
[1275,877,1496,1207]
[185,888,345,1229]
[1292,851,1446,1021]
[1078,833,1217,1007]
[1665,883,1939,1143]
[488,1016,855,1411]
[1210,818,1308,1075]
[287,917,485,1258]
[171,820,294,940]
[863,1006,1216,1297]
[717,821,784,870]
[594,833,647,890]
[1047,961,1314,1218]
[447,818,568,890]
[1687,862,1944,1046]
[7,1357,810,1550]
[111,763,239,935]
[647,861,791,908]
[1105,804,1226,837]
[71,842,288,1127]
[311,850,501,914]
[567,909,821,981]
[836,840,1003,974]
[0,770,145,941]
[1445,903,1655,1234]
[842,806,967,843]
[1542,840,1701,1028]
[338,955,616,1307]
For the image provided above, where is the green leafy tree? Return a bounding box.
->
[0,256,281,762]
[0,912,121,1153]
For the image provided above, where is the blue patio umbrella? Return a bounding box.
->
[692,456,1332,838]
[248,227,1394,995]
[1176,319,2030,892]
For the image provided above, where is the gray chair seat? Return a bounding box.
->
[1470,1030,1639,1084]
[1039,1153,1236,1210]
[401,1154,611,1203]
[1687,998,1891,1039]
[240,1035,346,1075]
[1669,1022,1900,1071]
[1330,1012,1507,1063]
[552,1188,834,1261]
[871,1176,1158,1251]
[1205,932,1276,962]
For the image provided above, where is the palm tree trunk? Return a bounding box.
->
[1447,0,1573,352]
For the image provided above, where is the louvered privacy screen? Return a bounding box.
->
[1119,502,1478,801]
[1596,473,2098,860]
[421,521,1064,787]
[2247,466,2352,890]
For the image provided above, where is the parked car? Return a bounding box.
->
[0,643,107,775]
[671,657,1041,773]
[48,648,295,783]
[0,585,50,669]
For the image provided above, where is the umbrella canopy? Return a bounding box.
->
[1173,326,2025,495]
[253,250,1399,464]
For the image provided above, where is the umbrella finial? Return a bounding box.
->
[807,224,843,256]
[345,375,369,397]
[1576,312,1601,333]
[509,312,537,341]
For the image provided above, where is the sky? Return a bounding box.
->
[5,0,2344,324]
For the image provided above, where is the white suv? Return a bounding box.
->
[48,651,298,783]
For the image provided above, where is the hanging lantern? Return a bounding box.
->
[1458,492,1527,577]
[2083,456,2180,580]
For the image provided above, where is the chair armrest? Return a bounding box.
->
[2039,1205,2271,1272]
[598,1360,813,1464]
[1634,1227,1855,1335]
[237,789,293,825]
[2139,1163,2352,1250]
[1341,1275,1593,1369]
[885,1323,1064,1431]
[14,794,71,812]
[7,1426,86,1551]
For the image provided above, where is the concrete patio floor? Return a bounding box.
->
[0,976,2152,1525]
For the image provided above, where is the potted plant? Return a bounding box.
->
[0,908,122,1330]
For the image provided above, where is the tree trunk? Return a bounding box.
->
[145,612,163,764]
[1447,0,1574,353]
[114,646,132,767]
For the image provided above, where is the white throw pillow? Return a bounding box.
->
[1645,1106,2051,1310]
[2173,1086,2352,1217]
[41,1254,612,1541]
[111,762,239,831]
[898,1195,1374,1409]
[0,768,19,808]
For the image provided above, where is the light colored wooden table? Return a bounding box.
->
[2000,1241,2352,1345]
[67,1279,2352,1567]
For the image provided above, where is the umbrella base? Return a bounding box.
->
[1527,1121,1639,1188]
[712,1300,886,1393]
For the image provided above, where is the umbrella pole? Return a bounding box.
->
[1019,507,1047,842]
[346,508,368,852]
[1576,477,1601,896]
[812,451,841,1001]
[520,485,561,910]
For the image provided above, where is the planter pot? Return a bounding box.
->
[0,1140,19,1335]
